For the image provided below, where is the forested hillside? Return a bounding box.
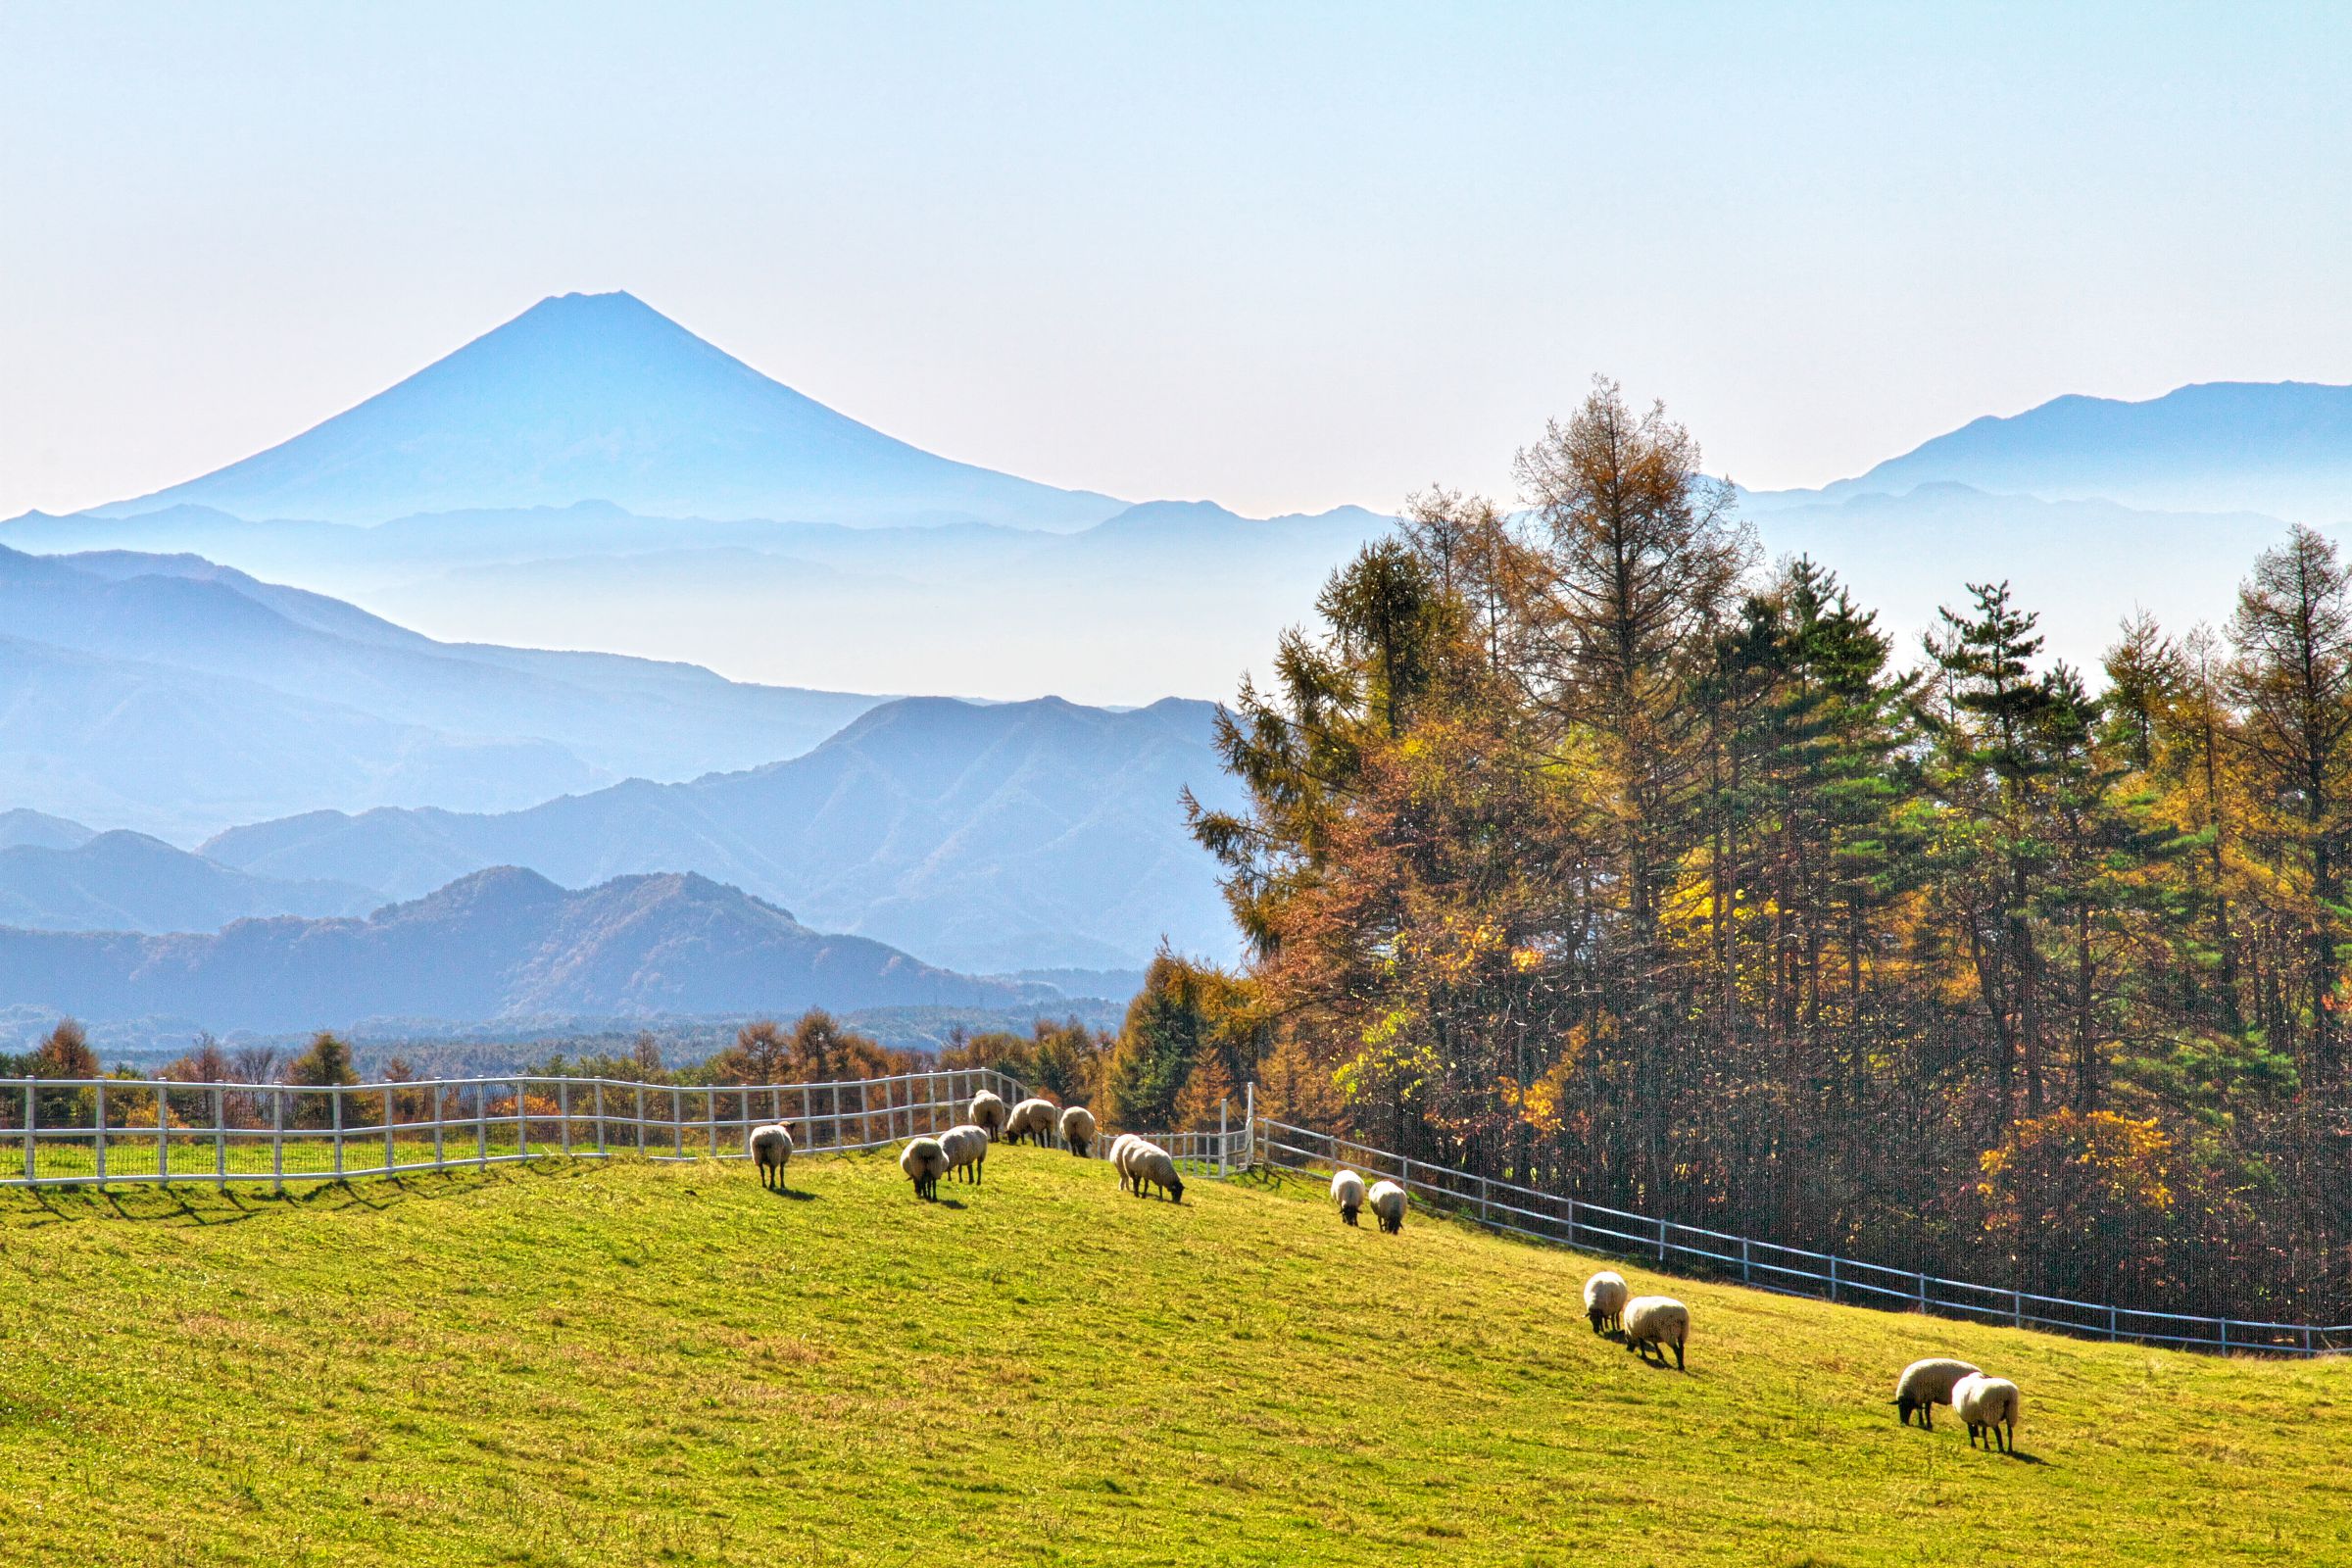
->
[1170,379,2352,1323]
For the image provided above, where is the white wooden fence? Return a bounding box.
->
[0,1067,1254,1189]
[1251,1116,2352,1358]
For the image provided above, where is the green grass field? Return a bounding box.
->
[1,1149,2345,1566]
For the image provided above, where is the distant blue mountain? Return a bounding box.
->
[0,866,1040,1033]
[0,830,379,933]
[1749,380,2352,521]
[88,291,1126,530]
[204,695,1245,973]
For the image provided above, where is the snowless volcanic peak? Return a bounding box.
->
[94,291,1123,530]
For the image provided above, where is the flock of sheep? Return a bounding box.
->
[750,1089,2025,1456]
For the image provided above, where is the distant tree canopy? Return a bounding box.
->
[696,1011,919,1086]
[1191,376,2352,1320]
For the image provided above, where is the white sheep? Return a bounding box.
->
[1949,1373,2021,1453]
[1623,1296,1690,1370]
[940,1122,991,1185]
[746,1122,794,1192]
[1583,1270,1629,1335]
[900,1137,949,1201]
[1330,1168,1367,1226]
[1108,1132,1142,1191]
[968,1090,1009,1139]
[1366,1179,1406,1234]
[1892,1358,1982,1430]
[1007,1097,1060,1147]
[1058,1104,1098,1157]
[1124,1138,1185,1202]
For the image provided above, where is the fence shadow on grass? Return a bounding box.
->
[0,1155,588,1230]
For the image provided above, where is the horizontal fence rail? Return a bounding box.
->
[1253,1116,2352,1359]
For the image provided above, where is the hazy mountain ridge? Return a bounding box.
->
[0,865,1042,1033]
[0,830,380,933]
[0,543,881,839]
[1749,379,2352,520]
[204,695,1245,972]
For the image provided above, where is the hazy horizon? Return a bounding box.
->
[7,2,2350,521]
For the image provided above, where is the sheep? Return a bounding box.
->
[1124,1138,1185,1202]
[1330,1168,1367,1226]
[900,1137,949,1201]
[1623,1296,1690,1370]
[968,1090,1009,1139]
[940,1123,992,1185]
[1892,1358,1982,1430]
[1108,1133,1142,1191]
[1058,1104,1097,1158]
[1583,1270,1629,1335]
[1007,1097,1060,1147]
[1950,1373,2022,1453]
[746,1122,794,1192]
[1366,1179,1407,1234]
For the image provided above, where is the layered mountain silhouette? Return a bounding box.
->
[1751,380,2352,520]
[87,291,1124,530]
[0,866,1037,1032]
[0,828,378,933]
[0,543,879,839]
[205,696,1241,972]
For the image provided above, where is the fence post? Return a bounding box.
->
[156,1082,170,1181]
[21,1078,32,1182]
[707,1087,718,1157]
[2108,1302,2119,1342]
[636,1084,647,1157]
[859,1078,871,1150]
[476,1083,488,1168]
[1565,1195,1577,1250]
[1218,1099,1229,1178]
[560,1080,571,1157]
[214,1085,226,1189]
[1741,1237,1752,1285]
[1917,1271,1928,1314]
[2220,1318,2230,1355]
[383,1086,395,1175]
[331,1086,344,1177]
[2013,1289,2024,1329]
[270,1088,284,1193]
[595,1081,607,1155]
[95,1081,107,1183]
[1829,1254,1839,1304]
[433,1087,445,1169]
[1245,1080,1254,1168]
[1657,1213,1668,1264]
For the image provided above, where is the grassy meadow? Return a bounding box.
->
[0,1147,2344,1566]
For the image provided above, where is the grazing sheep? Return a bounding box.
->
[1892,1358,1982,1430]
[1058,1104,1097,1158]
[746,1122,795,1192]
[1109,1133,1142,1191]
[1125,1139,1185,1202]
[1950,1373,2021,1453]
[940,1123,991,1185]
[1007,1098,1060,1147]
[1623,1296,1690,1370]
[968,1090,1009,1139]
[1330,1168,1367,1226]
[1583,1270,1629,1335]
[1366,1179,1407,1234]
[900,1137,949,1201]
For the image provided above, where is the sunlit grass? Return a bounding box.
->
[0,1149,2344,1565]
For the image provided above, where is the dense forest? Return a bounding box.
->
[1136,379,2351,1322]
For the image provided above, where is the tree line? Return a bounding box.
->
[1161,378,2352,1321]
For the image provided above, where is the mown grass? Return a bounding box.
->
[0,1149,2344,1566]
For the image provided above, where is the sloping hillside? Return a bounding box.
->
[0,866,1036,1030]
[204,696,1242,970]
[0,1152,2341,1565]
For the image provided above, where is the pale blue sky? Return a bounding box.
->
[4,1,2348,518]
